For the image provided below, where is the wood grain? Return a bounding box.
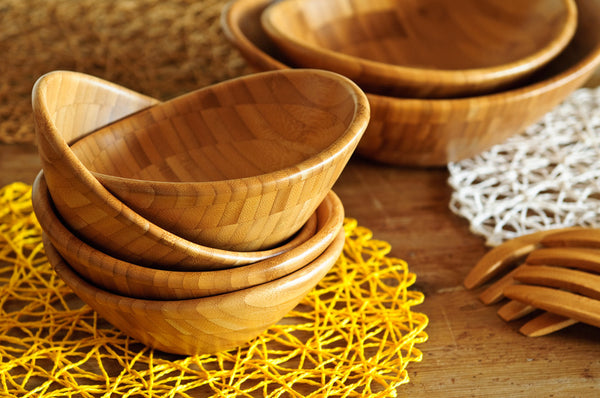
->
[32,70,342,269]
[43,226,346,356]
[223,0,600,166]
[33,170,345,299]
[69,69,369,251]
[262,0,577,98]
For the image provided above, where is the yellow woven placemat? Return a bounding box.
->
[0,182,428,397]
[0,0,251,144]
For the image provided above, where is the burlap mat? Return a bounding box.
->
[0,0,252,144]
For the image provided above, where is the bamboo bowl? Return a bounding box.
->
[33,171,345,300]
[32,70,363,269]
[43,226,346,356]
[68,69,368,251]
[261,0,577,98]
[222,0,600,166]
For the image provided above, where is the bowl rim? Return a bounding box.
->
[71,68,370,193]
[33,169,345,297]
[260,0,578,90]
[222,0,600,106]
[43,224,346,310]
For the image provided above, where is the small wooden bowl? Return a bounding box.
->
[33,171,344,300]
[261,0,577,98]
[43,227,345,356]
[222,0,600,166]
[68,69,368,251]
[32,70,361,269]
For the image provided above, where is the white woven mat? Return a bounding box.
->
[448,87,600,247]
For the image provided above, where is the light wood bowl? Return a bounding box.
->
[222,0,600,166]
[68,69,368,251]
[33,171,344,300]
[32,70,359,269]
[261,0,577,99]
[43,226,346,356]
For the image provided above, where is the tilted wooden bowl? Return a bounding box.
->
[43,226,346,356]
[33,171,345,299]
[32,70,359,269]
[69,69,368,251]
[261,0,577,98]
[222,0,600,166]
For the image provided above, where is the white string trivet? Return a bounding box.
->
[448,87,600,247]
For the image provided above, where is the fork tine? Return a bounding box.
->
[518,312,578,337]
[540,228,600,249]
[479,266,523,304]
[525,247,600,273]
[504,285,600,329]
[463,229,567,290]
[513,265,600,300]
[497,300,536,321]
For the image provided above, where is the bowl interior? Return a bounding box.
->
[226,0,600,96]
[71,69,363,183]
[263,0,576,71]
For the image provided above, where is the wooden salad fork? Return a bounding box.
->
[464,227,600,336]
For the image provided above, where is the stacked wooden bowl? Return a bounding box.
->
[222,0,600,166]
[31,69,370,355]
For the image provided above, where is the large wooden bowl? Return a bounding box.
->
[222,0,600,166]
[261,0,577,98]
[32,70,358,269]
[68,69,368,251]
[33,171,344,300]
[43,226,345,356]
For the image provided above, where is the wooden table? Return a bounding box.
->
[1,142,598,396]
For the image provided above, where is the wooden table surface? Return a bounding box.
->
[1,140,598,396]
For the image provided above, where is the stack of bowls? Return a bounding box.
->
[31,68,370,355]
[222,0,600,166]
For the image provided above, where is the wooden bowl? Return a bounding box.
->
[43,226,346,356]
[222,0,600,166]
[33,171,344,300]
[68,69,368,251]
[261,0,577,98]
[32,70,359,269]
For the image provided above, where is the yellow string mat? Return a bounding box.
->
[0,183,428,397]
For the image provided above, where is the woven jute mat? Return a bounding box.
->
[0,0,252,144]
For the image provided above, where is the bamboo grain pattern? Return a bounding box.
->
[33,171,345,299]
[69,69,368,251]
[43,227,346,356]
[465,228,600,336]
[222,0,600,166]
[261,0,577,98]
[32,70,360,269]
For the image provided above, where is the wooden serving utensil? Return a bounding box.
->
[463,228,579,290]
[464,227,600,336]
